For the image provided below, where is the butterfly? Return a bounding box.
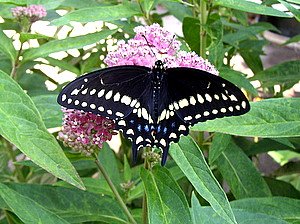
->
[57,60,250,165]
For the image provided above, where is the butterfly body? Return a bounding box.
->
[58,60,250,165]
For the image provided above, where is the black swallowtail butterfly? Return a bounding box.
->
[57,60,250,165]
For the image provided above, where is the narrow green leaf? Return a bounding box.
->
[0,70,84,190]
[51,4,140,26]
[45,57,80,75]
[264,177,300,199]
[0,183,128,223]
[251,60,300,88]
[160,1,193,21]
[140,166,192,224]
[123,154,132,182]
[287,0,300,3]
[231,197,300,222]
[191,192,203,224]
[22,29,117,62]
[219,67,258,96]
[31,94,63,129]
[0,28,16,62]
[170,136,237,224]
[214,0,292,17]
[19,33,54,43]
[183,17,200,54]
[192,98,300,138]
[278,0,300,21]
[0,183,69,224]
[283,34,300,45]
[215,138,272,199]
[143,0,157,14]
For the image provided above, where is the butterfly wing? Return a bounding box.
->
[57,65,151,120]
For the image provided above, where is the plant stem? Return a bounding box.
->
[10,42,23,79]
[93,153,137,224]
[199,0,208,59]
[142,153,149,224]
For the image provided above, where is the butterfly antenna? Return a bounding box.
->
[142,34,156,56]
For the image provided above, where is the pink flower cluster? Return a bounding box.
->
[104,23,219,75]
[57,109,117,155]
[11,5,47,22]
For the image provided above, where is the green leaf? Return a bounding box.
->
[215,138,272,199]
[0,28,16,63]
[214,0,292,17]
[283,34,300,45]
[160,1,193,21]
[143,0,157,14]
[219,67,258,96]
[264,177,300,199]
[287,0,300,4]
[223,22,277,44]
[123,154,132,182]
[51,4,140,26]
[251,60,300,88]
[0,70,84,190]
[98,143,122,189]
[192,98,300,138]
[0,183,128,223]
[278,0,300,21]
[31,94,63,129]
[209,133,232,165]
[45,57,80,75]
[140,166,192,224]
[0,183,69,224]
[170,136,237,224]
[183,17,200,54]
[22,29,117,62]
[19,33,54,43]
[231,197,300,222]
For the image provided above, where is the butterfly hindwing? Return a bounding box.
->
[57,66,151,120]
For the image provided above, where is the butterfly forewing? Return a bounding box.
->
[166,67,250,125]
[57,66,151,120]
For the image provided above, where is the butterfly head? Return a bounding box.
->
[154,60,165,71]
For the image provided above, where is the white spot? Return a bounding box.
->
[179,125,186,131]
[222,93,228,100]
[170,111,175,116]
[90,104,96,109]
[74,100,79,105]
[222,83,225,87]
[84,78,88,82]
[107,109,112,114]
[121,95,131,105]
[71,89,80,95]
[205,93,212,102]
[142,108,148,120]
[118,120,126,126]
[228,106,233,112]
[214,94,219,100]
[133,109,137,113]
[179,99,189,108]
[169,133,177,138]
[197,94,204,103]
[169,104,174,110]
[81,102,87,107]
[184,116,192,121]
[195,114,201,119]
[135,102,140,108]
[113,92,120,102]
[212,109,218,114]
[203,111,210,116]
[230,95,237,101]
[126,129,134,135]
[207,82,211,89]
[221,108,226,113]
[160,139,166,147]
[67,98,72,104]
[82,88,88,95]
[61,94,66,101]
[235,105,240,110]
[98,89,105,98]
[136,136,143,144]
[137,108,142,117]
[149,116,154,124]
[190,96,197,105]
[160,110,166,121]
[105,90,113,100]
[130,99,137,107]
[90,89,96,95]
[145,138,151,143]
[174,102,179,110]
[116,112,124,117]
[98,106,104,112]
[242,101,246,109]
[166,110,170,120]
